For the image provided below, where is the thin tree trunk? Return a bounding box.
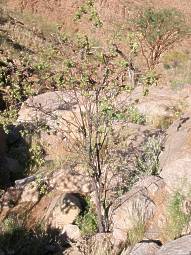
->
[92,177,105,233]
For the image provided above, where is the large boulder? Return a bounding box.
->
[20,181,40,203]
[156,235,191,255]
[159,112,191,195]
[44,193,84,230]
[111,176,167,245]
[17,91,84,160]
[49,167,91,194]
[127,85,191,128]
[122,241,161,255]
[17,91,77,124]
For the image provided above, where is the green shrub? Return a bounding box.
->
[35,174,49,196]
[0,108,18,133]
[75,198,98,236]
[132,7,190,70]
[163,51,189,69]
[136,136,162,176]
[141,70,159,96]
[127,220,146,246]
[74,0,103,27]
[127,105,146,124]
[163,192,191,241]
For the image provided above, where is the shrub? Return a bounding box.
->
[27,141,45,173]
[127,105,146,124]
[75,198,98,236]
[127,220,146,246]
[163,192,191,241]
[35,174,49,196]
[163,51,189,70]
[74,0,103,28]
[141,70,159,96]
[132,8,190,70]
[136,136,163,176]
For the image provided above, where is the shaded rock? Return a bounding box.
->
[0,158,10,188]
[62,224,81,242]
[0,127,9,188]
[45,193,84,230]
[111,176,167,245]
[15,176,36,187]
[0,186,22,208]
[0,126,6,156]
[160,112,191,195]
[0,156,21,188]
[122,241,161,255]
[0,249,5,255]
[4,156,21,176]
[156,235,191,255]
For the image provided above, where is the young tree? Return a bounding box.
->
[58,47,129,232]
[30,36,130,233]
[131,8,190,70]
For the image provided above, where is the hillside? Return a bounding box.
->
[6,0,191,29]
[1,1,191,255]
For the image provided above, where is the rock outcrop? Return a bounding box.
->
[160,112,191,195]
[122,241,161,255]
[128,86,191,128]
[45,193,83,230]
[156,235,191,255]
[111,176,167,245]
[17,91,83,160]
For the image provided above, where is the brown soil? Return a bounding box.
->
[5,0,191,54]
[6,0,191,27]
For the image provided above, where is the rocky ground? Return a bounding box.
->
[1,1,191,255]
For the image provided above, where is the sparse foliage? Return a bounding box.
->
[136,136,162,176]
[30,34,131,233]
[127,105,146,124]
[163,192,191,241]
[74,0,103,28]
[132,8,190,70]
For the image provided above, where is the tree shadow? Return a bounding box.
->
[0,123,45,189]
[0,225,70,255]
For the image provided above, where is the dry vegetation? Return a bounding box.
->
[0,1,191,254]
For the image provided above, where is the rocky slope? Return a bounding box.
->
[1,2,191,255]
